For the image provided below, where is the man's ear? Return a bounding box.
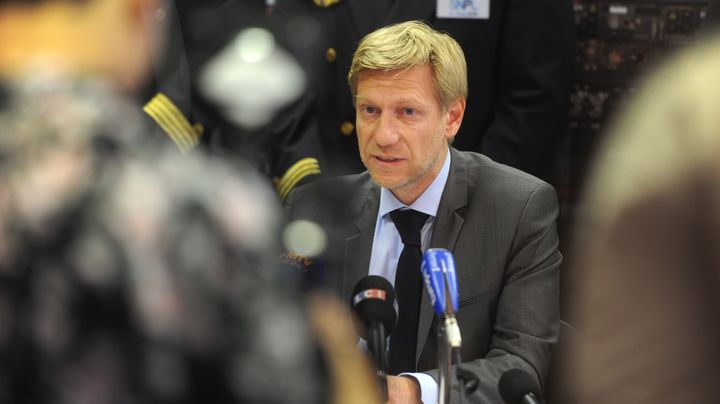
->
[444,98,466,141]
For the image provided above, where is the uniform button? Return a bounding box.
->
[340,121,355,136]
[326,47,337,63]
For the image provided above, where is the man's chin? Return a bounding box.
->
[369,172,407,191]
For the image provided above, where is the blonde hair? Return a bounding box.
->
[348,20,467,110]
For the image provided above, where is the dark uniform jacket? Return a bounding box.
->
[143,0,326,201]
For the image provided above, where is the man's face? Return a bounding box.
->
[355,64,464,204]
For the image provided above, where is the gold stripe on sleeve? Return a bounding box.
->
[143,93,203,154]
[276,157,322,201]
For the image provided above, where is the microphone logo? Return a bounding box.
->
[422,269,437,308]
[352,288,387,306]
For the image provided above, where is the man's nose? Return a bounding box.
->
[374,113,400,147]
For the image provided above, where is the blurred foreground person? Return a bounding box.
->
[565,36,720,403]
[0,0,337,403]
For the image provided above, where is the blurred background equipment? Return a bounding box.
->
[561,0,709,208]
[557,0,710,319]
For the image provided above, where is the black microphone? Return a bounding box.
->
[350,275,397,401]
[498,368,544,404]
[279,252,325,291]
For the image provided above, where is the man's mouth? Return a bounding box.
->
[375,156,402,163]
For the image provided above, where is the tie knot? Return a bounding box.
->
[390,209,429,247]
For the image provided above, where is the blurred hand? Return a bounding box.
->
[387,375,421,404]
[307,293,381,404]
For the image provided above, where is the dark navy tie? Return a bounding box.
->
[388,209,429,374]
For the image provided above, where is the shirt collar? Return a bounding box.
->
[378,148,451,218]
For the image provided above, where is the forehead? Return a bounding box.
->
[356,65,438,102]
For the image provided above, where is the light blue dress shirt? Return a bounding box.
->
[367,149,451,404]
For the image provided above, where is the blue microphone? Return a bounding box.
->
[422,248,463,404]
[421,248,459,317]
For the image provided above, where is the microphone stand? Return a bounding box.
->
[439,317,479,404]
[368,323,388,401]
[437,318,453,404]
[438,296,463,403]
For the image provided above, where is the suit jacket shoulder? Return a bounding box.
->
[459,149,554,190]
[447,148,558,215]
[286,171,376,221]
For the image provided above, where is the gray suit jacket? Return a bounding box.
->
[285,148,561,403]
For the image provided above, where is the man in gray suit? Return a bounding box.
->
[285,21,561,403]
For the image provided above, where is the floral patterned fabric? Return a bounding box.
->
[0,72,326,404]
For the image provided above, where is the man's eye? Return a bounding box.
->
[403,108,415,115]
[364,106,377,114]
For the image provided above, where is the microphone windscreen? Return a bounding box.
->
[350,275,396,339]
[498,368,542,404]
[421,249,460,316]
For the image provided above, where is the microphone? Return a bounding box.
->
[279,252,325,291]
[350,275,397,401]
[421,249,461,347]
[422,248,462,404]
[498,369,543,404]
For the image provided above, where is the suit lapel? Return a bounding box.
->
[417,148,469,362]
[342,180,380,301]
[429,149,469,251]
